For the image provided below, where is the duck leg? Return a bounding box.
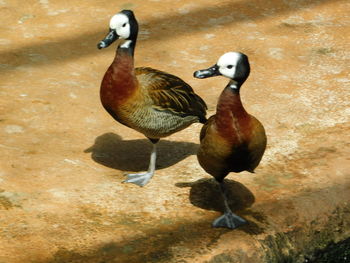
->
[123,140,158,187]
[212,180,247,229]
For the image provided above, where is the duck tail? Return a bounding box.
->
[199,115,208,124]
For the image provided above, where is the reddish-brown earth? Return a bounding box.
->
[0,0,349,262]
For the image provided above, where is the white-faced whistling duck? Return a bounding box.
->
[193,52,267,229]
[97,10,207,186]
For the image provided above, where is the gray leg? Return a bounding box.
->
[212,180,247,229]
[123,143,157,187]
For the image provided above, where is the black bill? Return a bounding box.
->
[97,29,119,49]
[193,64,220,79]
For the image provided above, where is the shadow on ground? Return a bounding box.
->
[176,178,266,235]
[45,220,227,263]
[176,178,255,212]
[35,182,350,263]
[0,0,339,73]
[84,132,198,171]
[40,178,264,263]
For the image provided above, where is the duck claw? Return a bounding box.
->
[212,212,247,229]
[123,172,153,187]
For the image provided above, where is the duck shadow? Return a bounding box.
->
[176,178,255,212]
[84,132,199,171]
[176,178,266,234]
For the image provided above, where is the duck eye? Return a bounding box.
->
[227,65,233,69]
[122,23,127,27]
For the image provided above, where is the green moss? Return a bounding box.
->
[281,22,298,28]
[160,218,173,225]
[262,205,350,263]
[120,3,135,9]
[253,174,284,192]
[0,196,15,210]
[279,22,314,33]
[317,146,337,153]
[115,214,140,226]
[121,245,134,254]
[262,233,297,263]
[295,124,316,134]
[0,191,22,210]
[208,253,236,263]
[315,48,335,55]
[308,238,350,263]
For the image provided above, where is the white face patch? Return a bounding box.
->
[217,52,242,79]
[109,13,131,39]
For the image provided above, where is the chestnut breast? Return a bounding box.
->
[197,89,266,180]
[100,49,143,127]
[100,50,138,109]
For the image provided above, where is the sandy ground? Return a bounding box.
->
[0,0,349,262]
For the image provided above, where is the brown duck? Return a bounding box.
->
[193,52,267,229]
[97,10,207,186]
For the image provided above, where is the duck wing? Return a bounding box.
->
[135,67,207,123]
[199,115,215,141]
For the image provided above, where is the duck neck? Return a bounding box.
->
[215,80,250,137]
[100,41,137,106]
[117,38,137,57]
[113,43,137,96]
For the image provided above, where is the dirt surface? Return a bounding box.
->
[0,0,349,262]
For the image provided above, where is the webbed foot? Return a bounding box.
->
[123,172,153,187]
[212,212,247,229]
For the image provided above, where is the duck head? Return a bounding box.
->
[97,10,139,50]
[194,52,250,90]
